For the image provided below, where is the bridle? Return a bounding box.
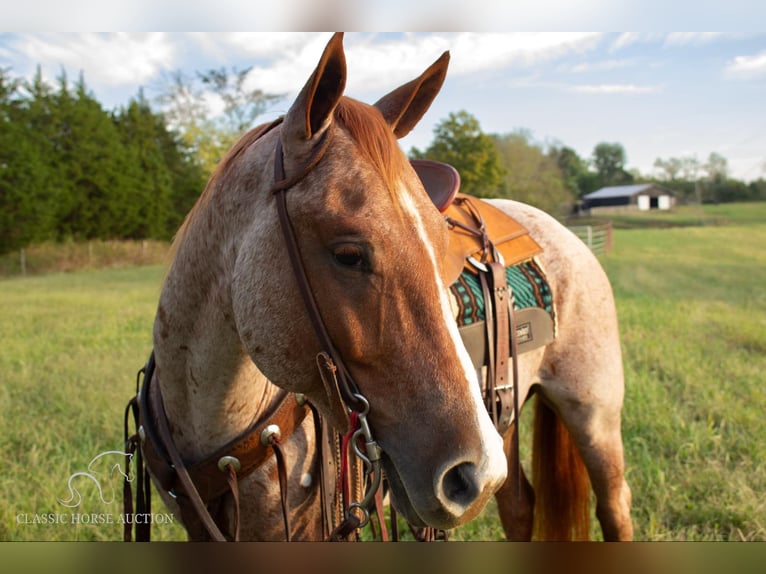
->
[270,124,384,533]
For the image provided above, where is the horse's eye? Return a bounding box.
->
[333,244,366,270]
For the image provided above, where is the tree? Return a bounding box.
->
[492,133,573,215]
[653,157,683,182]
[592,142,633,187]
[704,152,728,184]
[115,92,176,239]
[157,67,283,175]
[0,68,56,253]
[548,144,591,198]
[0,67,212,251]
[48,72,145,240]
[410,111,505,196]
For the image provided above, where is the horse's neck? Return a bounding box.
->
[154,226,277,460]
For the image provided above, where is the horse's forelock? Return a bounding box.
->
[334,97,409,201]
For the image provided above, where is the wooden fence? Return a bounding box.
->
[567,222,613,255]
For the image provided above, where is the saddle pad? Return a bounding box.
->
[443,194,542,284]
[451,259,554,327]
[450,259,556,368]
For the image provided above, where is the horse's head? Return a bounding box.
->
[230,33,506,530]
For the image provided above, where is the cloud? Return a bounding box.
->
[4,32,607,99]
[725,50,766,78]
[568,83,661,94]
[663,32,726,46]
[569,59,634,73]
[610,33,663,51]
[9,33,177,86]
[447,33,603,74]
[184,33,337,97]
[611,32,728,52]
[190,33,605,99]
[187,32,330,62]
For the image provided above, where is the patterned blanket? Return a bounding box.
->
[450,258,554,327]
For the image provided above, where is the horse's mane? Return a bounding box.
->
[166,97,406,265]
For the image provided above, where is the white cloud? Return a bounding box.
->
[3,32,607,103]
[187,32,330,63]
[610,32,729,51]
[568,83,661,94]
[11,33,177,86]
[447,33,603,74]
[203,33,605,99]
[570,59,633,73]
[610,33,663,51]
[725,50,766,78]
[185,33,337,98]
[663,32,726,46]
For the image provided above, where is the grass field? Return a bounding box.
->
[1,203,765,541]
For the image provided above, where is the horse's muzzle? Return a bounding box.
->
[383,436,507,530]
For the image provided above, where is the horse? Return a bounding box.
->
[131,32,632,542]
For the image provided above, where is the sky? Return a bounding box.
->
[1,29,765,182]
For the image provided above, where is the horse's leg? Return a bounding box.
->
[539,379,633,541]
[495,422,535,540]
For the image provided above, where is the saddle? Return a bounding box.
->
[412,160,556,434]
[411,159,544,281]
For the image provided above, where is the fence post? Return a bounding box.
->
[20,247,27,276]
[606,222,613,252]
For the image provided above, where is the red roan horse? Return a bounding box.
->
[129,33,632,541]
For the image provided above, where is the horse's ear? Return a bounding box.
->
[283,32,347,141]
[374,51,450,139]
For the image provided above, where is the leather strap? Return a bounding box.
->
[130,352,309,541]
[444,195,542,284]
[184,394,308,502]
[272,134,365,424]
[141,355,229,541]
[268,437,292,542]
[271,128,377,541]
[488,260,514,434]
[449,200,521,438]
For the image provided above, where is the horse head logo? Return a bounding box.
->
[58,450,134,508]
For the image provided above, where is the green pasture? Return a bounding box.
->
[1,203,765,541]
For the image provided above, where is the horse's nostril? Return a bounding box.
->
[441,462,480,507]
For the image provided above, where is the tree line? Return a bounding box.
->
[3,67,765,256]
[411,110,766,215]
[0,68,207,255]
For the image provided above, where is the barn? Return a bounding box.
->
[582,184,677,213]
